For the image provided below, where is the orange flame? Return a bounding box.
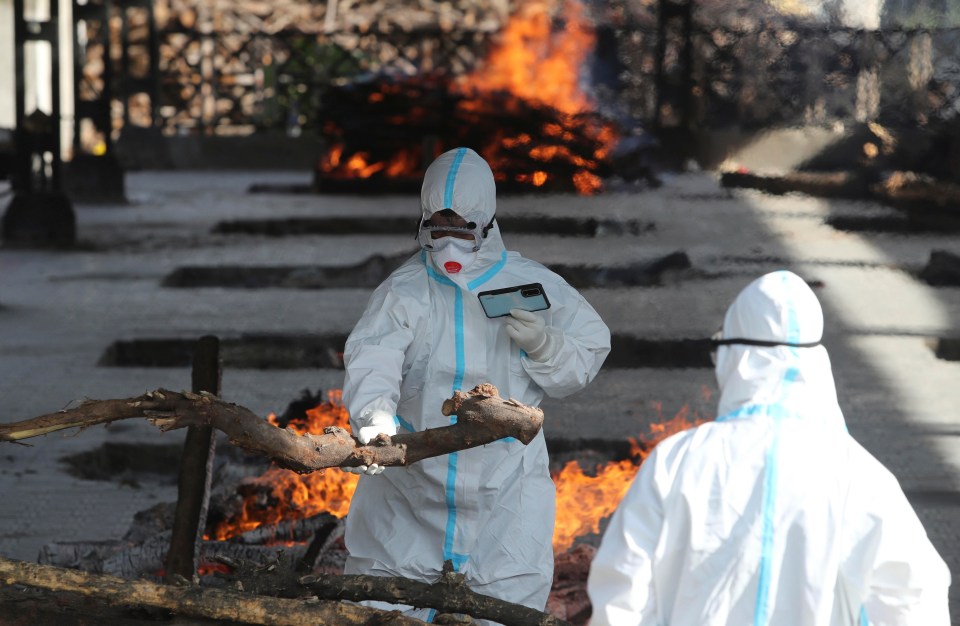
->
[208,390,359,542]
[551,404,706,553]
[318,0,617,195]
[454,0,614,195]
[456,0,593,116]
[212,390,709,554]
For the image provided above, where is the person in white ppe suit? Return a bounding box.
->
[341,146,611,622]
[587,270,950,626]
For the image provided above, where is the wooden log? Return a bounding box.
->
[720,170,872,198]
[165,335,220,583]
[871,170,960,217]
[0,384,544,474]
[0,556,424,626]
[300,560,573,626]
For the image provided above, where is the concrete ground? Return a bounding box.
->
[1,169,959,618]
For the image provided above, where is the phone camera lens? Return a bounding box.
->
[521,288,541,297]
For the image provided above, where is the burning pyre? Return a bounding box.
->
[209,389,707,555]
[316,0,619,195]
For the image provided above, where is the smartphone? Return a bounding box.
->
[477,283,551,318]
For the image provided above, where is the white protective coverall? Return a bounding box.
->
[587,270,951,626]
[342,147,611,621]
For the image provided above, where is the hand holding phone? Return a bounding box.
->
[477,283,550,319]
[504,307,559,362]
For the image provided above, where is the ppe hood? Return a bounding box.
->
[714,270,845,426]
[420,147,506,281]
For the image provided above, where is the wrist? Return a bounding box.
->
[526,328,558,362]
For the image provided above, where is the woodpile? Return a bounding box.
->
[123,0,544,133]
[3,553,579,625]
[314,76,617,194]
[153,0,522,74]
[2,383,585,623]
[155,0,514,37]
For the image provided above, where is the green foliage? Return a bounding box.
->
[258,37,363,132]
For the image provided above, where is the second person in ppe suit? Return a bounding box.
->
[587,270,950,626]
[341,147,611,622]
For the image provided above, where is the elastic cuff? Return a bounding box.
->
[526,328,559,362]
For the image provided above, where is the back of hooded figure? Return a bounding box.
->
[341,147,611,622]
[587,271,950,626]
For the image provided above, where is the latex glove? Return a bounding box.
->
[342,464,385,476]
[505,309,558,362]
[342,409,398,476]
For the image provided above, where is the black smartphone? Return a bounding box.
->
[477,283,551,318]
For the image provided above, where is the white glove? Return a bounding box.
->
[505,309,558,362]
[342,463,385,476]
[342,409,398,476]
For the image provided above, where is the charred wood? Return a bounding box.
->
[0,556,425,626]
[720,170,872,198]
[316,76,616,193]
[300,559,573,626]
[165,335,221,583]
[871,171,960,227]
[39,532,310,580]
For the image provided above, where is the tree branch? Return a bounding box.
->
[0,384,544,473]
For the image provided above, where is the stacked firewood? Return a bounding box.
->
[154,0,516,35]
[153,0,523,76]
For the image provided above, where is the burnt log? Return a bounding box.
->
[720,170,873,198]
[315,75,618,195]
[0,384,544,473]
[165,334,221,583]
[871,171,960,229]
[300,560,572,626]
[0,555,424,626]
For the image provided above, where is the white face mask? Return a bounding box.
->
[432,237,478,275]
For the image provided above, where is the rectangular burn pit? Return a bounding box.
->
[99,334,713,369]
[825,214,960,234]
[99,334,349,369]
[162,251,693,290]
[212,216,655,237]
[932,337,960,362]
[162,253,413,290]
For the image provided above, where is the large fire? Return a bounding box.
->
[317,0,618,195]
[208,390,358,542]
[551,403,706,553]
[210,391,705,554]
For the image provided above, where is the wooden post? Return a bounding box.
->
[164,335,220,582]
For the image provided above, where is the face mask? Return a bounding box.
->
[432,237,477,275]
